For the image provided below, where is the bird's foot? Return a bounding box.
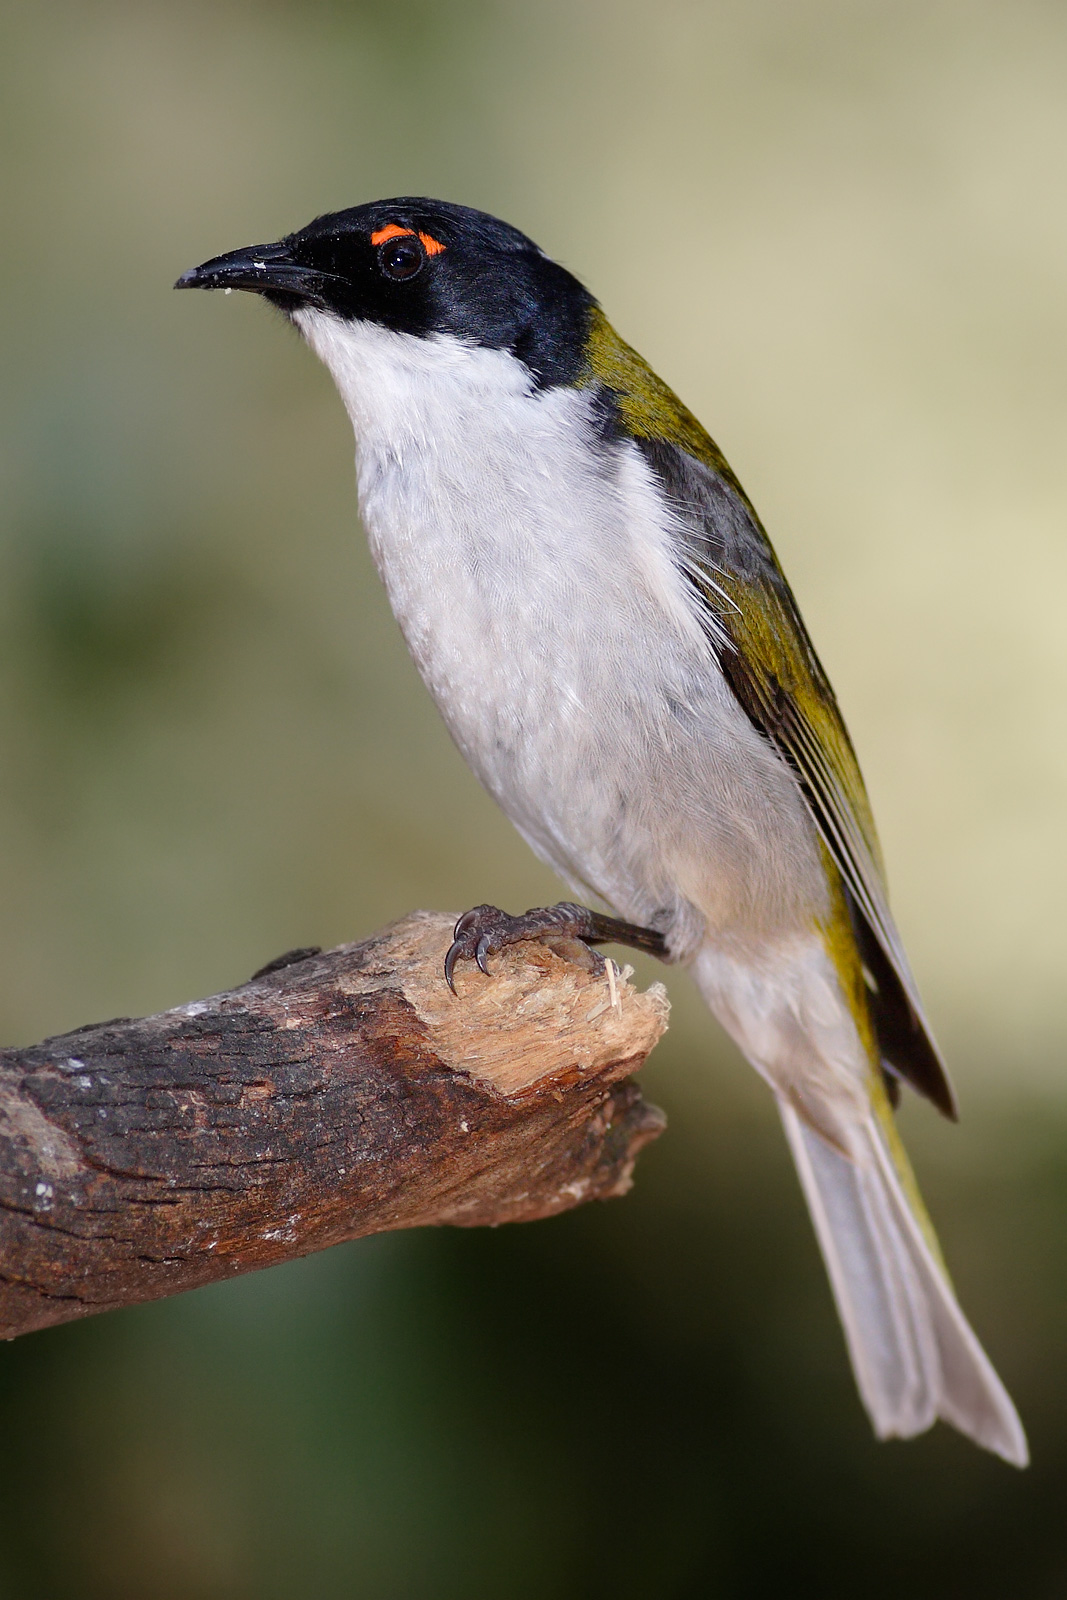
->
[443,901,668,993]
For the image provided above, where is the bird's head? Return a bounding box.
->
[175,197,594,391]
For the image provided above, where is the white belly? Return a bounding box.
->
[295,311,828,957]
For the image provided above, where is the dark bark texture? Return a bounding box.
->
[0,912,669,1339]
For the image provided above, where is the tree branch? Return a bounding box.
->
[0,911,669,1339]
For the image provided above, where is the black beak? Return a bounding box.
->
[174,239,338,308]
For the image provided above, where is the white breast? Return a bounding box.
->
[294,310,826,955]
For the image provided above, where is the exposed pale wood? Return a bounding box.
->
[0,911,669,1338]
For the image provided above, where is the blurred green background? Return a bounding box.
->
[1,0,1066,1593]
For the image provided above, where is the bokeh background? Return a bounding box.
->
[1,0,1065,1593]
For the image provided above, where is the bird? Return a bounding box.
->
[176,197,1027,1465]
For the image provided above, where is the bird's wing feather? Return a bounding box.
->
[582,312,954,1117]
[645,433,955,1119]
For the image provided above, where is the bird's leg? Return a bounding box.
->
[444,901,669,993]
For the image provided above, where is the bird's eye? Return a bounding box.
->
[377,235,425,281]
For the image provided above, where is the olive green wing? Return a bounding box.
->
[669,440,954,1120]
[583,312,955,1118]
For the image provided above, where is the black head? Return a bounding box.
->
[176,198,595,389]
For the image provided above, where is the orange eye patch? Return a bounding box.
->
[370,224,446,256]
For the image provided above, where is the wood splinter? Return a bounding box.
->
[0,910,670,1339]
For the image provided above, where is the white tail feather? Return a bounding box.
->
[779,1101,1028,1466]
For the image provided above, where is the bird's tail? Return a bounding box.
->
[777,1099,1027,1465]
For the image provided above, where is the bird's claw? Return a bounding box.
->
[444,904,525,992]
[443,901,669,994]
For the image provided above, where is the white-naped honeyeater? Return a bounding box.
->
[177,199,1027,1465]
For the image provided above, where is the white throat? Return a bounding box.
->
[291,309,703,652]
[293,310,540,449]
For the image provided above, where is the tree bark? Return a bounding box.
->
[0,911,669,1339]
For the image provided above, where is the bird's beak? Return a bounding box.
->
[174,239,334,307]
